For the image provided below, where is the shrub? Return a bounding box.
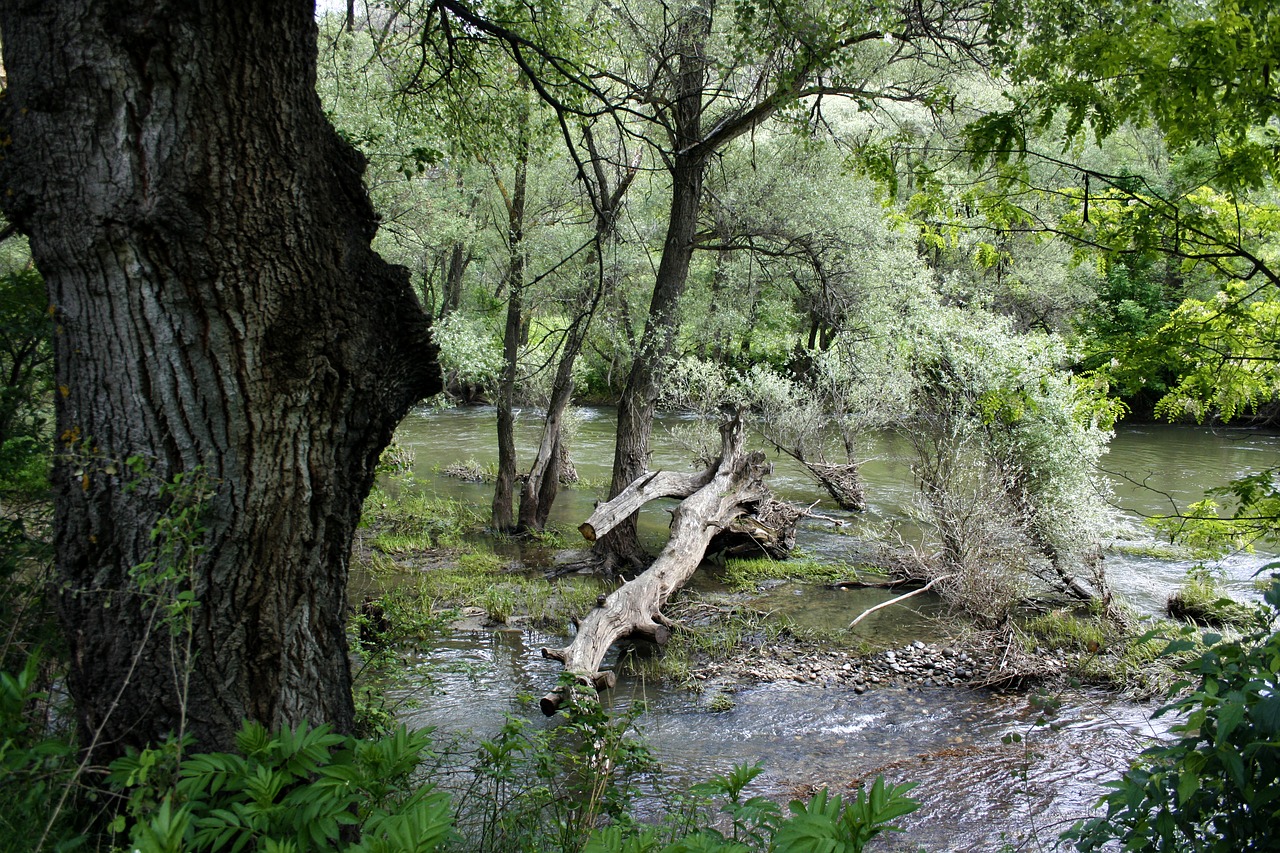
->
[0,655,78,852]
[1066,576,1280,851]
[582,761,919,852]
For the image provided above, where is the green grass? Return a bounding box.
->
[1022,609,1110,654]
[1166,565,1256,630]
[719,556,870,592]
[360,488,485,553]
[359,543,609,629]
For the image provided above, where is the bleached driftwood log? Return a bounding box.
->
[540,415,771,714]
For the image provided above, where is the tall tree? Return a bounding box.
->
[596,0,993,567]
[517,126,640,532]
[0,0,440,757]
[491,96,532,531]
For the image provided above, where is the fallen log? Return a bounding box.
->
[577,467,713,542]
[541,415,771,714]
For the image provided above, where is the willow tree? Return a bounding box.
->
[615,1,989,564]
[0,0,440,757]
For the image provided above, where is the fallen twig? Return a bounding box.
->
[847,574,953,629]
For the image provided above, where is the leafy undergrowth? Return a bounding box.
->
[3,667,920,853]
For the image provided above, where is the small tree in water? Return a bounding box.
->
[903,307,1123,623]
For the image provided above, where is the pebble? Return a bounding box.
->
[693,638,1007,697]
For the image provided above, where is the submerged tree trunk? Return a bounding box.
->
[0,1,440,758]
[543,416,771,712]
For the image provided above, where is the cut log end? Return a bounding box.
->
[579,521,597,542]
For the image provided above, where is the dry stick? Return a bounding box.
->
[36,603,163,853]
[847,574,953,630]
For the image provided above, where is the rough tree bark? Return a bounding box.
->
[0,1,440,757]
[595,5,713,571]
[543,416,771,713]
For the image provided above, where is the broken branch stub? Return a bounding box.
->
[541,416,771,714]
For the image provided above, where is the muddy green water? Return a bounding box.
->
[381,407,1277,851]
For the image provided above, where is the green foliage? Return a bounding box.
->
[773,778,919,852]
[361,489,485,552]
[108,720,455,853]
[1150,498,1254,559]
[123,461,213,638]
[0,513,56,674]
[720,557,865,592]
[1000,0,1280,190]
[458,684,656,852]
[1207,464,1280,549]
[1148,283,1280,424]
[1166,564,1256,631]
[0,655,78,851]
[905,307,1121,618]
[583,760,917,853]
[430,313,505,392]
[1023,609,1110,655]
[0,265,52,501]
[1066,576,1280,851]
[0,267,53,453]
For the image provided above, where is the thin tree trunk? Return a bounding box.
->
[492,107,530,532]
[440,241,469,318]
[0,1,440,758]
[519,133,638,532]
[518,320,583,532]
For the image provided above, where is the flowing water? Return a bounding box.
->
[379,407,1277,850]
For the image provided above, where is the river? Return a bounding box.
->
[377,406,1277,850]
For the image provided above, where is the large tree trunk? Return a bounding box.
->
[543,416,770,712]
[0,1,440,758]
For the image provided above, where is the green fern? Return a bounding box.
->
[110,720,455,852]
